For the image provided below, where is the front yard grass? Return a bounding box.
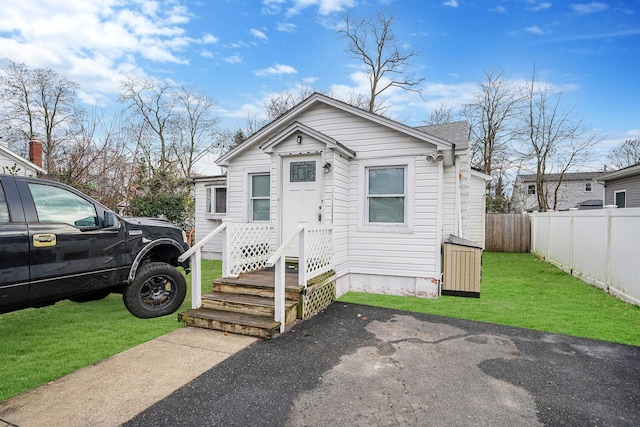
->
[0,259,219,402]
[339,252,640,346]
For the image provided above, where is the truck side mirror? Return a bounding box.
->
[104,211,117,228]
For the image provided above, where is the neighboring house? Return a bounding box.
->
[205,93,488,298]
[512,172,605,212]
[0,136,46,176]
[599,163,640,208]
[193,174,227,259]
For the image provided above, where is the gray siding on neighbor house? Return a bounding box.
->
[605,175,640,208]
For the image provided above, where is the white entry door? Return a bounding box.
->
[282,155,323,257]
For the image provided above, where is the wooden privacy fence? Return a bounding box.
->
[485,213,531,252]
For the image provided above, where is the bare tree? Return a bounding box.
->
[119,76,176,172]
[171,86,222,178]
[463,70,521,177]
[517,68,600,211]
[338,13,424,114]
[426,101,454,125]
[0,60,79,171]
[607,138,640,170]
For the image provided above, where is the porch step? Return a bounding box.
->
[201,292,298,320]
[178,308,281,340]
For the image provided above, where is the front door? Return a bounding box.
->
[282,155,323,257]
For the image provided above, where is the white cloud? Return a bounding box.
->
[491,6,506,13]
[570,2,609,14]
[262,0,356,17]
[250,28,269,41]
[277,22,297,32]
[525,25,548,35]
[254,63,298,76]
[442,0,460,8]
[0,0,199,99]
[224,55,243,64]
[530,2,552,12]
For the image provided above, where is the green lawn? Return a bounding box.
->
[2,254,639,402]
[0,259,220,402]
[339,252,640,346]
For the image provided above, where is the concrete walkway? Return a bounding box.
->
[0,328,257,427]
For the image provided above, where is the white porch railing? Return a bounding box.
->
[178,219,333,332]
[266,220,334,332]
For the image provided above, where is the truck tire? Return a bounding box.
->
[123,262,187,319]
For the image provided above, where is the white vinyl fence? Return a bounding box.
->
[530,207,640,307]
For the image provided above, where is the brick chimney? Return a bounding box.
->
[29,136,43,168]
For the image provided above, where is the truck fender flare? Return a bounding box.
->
[127,238,186,283]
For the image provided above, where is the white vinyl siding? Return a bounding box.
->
[193,178,226,259]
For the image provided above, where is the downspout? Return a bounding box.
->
[455,158,462,237]
[435,158,444,286]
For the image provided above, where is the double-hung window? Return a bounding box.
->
[250,174,270,221]
[366,167,406,224]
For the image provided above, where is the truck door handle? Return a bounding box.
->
[33,234,57,247]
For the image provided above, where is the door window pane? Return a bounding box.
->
[28,183,98,227]
[290,161,316,182]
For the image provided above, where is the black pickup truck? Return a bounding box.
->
[0,174,190,318]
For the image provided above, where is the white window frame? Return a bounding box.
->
[358,159,414,232]
[614,190,626,208]
[249,173,271,222]
[527,184,536,195]
[205,185,227,219]
[584,182,592,192]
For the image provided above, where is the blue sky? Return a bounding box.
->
[1,0,639,173]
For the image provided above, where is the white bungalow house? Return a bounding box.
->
[181,93,489,337]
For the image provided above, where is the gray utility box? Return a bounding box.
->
[442,235,482,298]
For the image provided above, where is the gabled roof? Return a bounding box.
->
[0,144,47,175]
[259,121,356,159]
[217,93,460,166]
[599,163,640,182]
[414,121,470,151]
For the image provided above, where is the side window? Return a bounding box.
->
[366,167,406,224]
[527,184,536,195]
[0,183,9,223]
[585,182,592,192]
[28,183,98,227]
[206,186,227,214]
[250,174,270,221]
[614,190,626,208]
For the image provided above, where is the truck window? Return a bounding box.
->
[28,183,98,227]
[0,183,9,223]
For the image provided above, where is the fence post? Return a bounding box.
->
[604,205,616,293]
[221,219,230,278]
[298,220,308,287]
[569,208,577,274]
[531,211,537,254]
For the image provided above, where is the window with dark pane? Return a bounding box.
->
[290,161,316,182]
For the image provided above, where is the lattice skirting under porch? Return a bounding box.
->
[300,272,336,319]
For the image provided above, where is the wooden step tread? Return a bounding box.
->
[213,270,304,291]
[202,292,297,308]
[180,308,280,330]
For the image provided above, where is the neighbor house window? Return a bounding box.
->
[614,190,626,208]
[366,167,406,223]
[250,174,270,221]
[527,184,536,195]
[205,186,226,214]
[585,182,592,192]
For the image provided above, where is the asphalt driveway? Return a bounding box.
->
[125,303,640,426]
